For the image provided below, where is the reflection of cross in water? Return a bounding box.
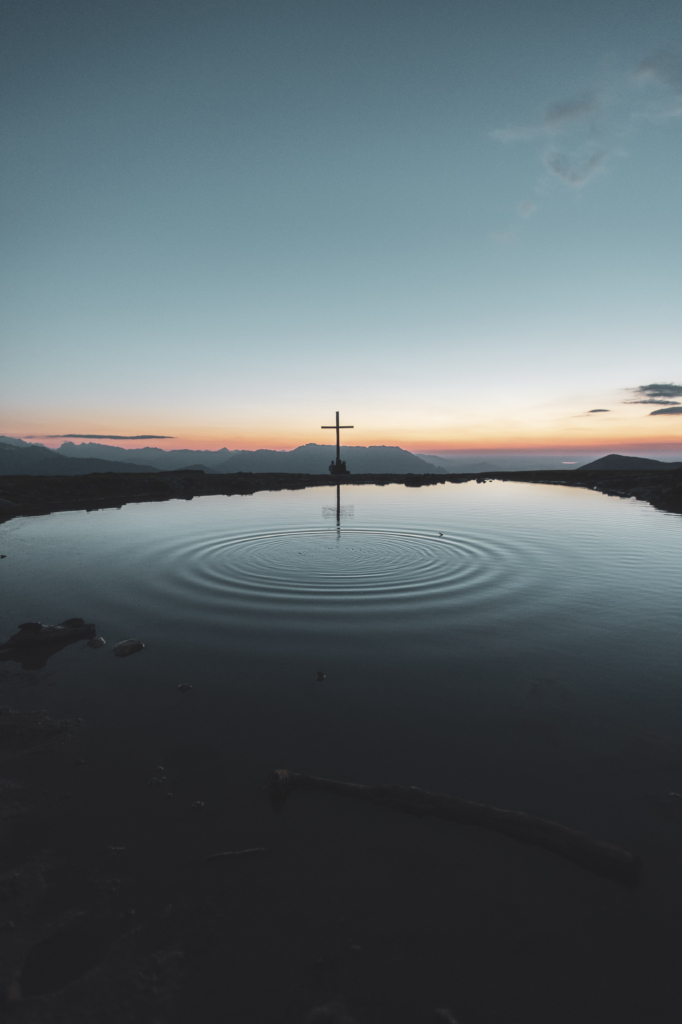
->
[321,410,353,475]
[323,483,342,538]
[322,482,353,538]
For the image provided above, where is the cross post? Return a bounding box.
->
[321,411,354,475]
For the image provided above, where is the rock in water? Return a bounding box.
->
[87,637,106,649]
[0,619,96,650]
[112,639,145,658]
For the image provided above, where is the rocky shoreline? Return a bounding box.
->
[1,467,682,524]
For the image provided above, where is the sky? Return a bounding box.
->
[2,0,681,454]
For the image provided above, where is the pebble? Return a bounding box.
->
[316,671,326,681]
[177,683,193,692]
[87,637,106,648]
[191,800,205,810]
[113,638,145,658]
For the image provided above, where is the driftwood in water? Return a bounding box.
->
[269,769,641,886]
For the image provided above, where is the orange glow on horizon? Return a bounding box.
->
[6,397,682,454]
[14,423,682,454]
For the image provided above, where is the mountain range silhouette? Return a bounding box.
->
[0,439,434,475]
[2,438,682,476]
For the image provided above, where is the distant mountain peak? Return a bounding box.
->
[0,436,43,448]
[580,454,682,471]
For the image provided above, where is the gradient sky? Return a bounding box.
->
[2,0,681,452]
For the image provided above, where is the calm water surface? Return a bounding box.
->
[1,480,681,1022]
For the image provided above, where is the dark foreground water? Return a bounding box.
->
[1,481,681,1022]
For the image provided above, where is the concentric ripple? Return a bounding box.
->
[139,523,541,624]
[5,481,682,669]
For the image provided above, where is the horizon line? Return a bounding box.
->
[9,434,682,457]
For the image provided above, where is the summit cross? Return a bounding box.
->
[321,411,353,475]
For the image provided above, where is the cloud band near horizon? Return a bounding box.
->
[32,434,176,440]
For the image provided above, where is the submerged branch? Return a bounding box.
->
[269,769,641,886]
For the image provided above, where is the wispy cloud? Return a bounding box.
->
[626,399,680,406]
[545,93,599,126]
[491,92,599,142]
[627,383,682,401]
[635,50,682,115]
[588,408,609,413]
[491,47,682,216]
[492,90,609,196]
[622,383,682,414]
[36,434,175,439]
[545,149,607,187]
[650,406,682,416]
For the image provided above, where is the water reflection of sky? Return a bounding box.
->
[2,480,681,671]
[2,480,682,1018]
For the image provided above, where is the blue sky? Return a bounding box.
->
[2,0,681,451]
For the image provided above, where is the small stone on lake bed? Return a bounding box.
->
[113,638,144,657]
[87,637,106,648]
[191,800,205,809]
[316,671,326,681]
[177,683,193,691]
